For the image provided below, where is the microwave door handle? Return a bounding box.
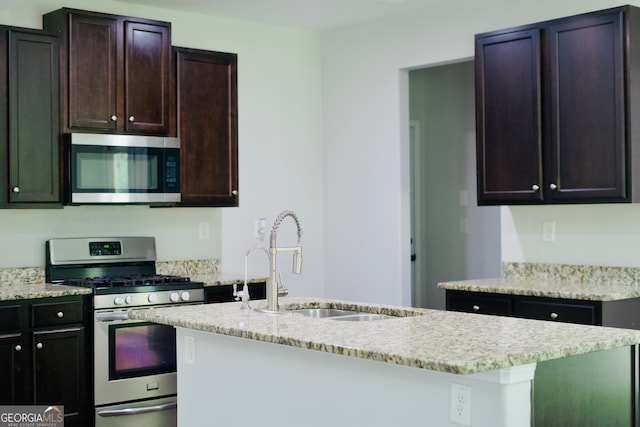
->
[97,401,177,417]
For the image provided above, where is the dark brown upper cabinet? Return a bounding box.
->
[172,47,239,207]
[0,27,61,208]
[476,6,640,205]
[43,8,171,135]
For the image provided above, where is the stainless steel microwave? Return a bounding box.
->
[65,133,181,205]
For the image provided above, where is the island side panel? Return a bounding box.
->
[175,327,535,427]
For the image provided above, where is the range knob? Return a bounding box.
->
[170,292,180,303]
[114,296,125,305]
[148,294,158,303]
[125,295,134,305]
[181,291,191,302]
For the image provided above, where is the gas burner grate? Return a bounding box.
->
[66,275,192,289]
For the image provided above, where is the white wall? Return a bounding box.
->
[321,0,640,306]
[0,0,324,298]
[3,0,640,307]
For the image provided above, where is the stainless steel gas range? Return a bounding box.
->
[46,237,204,427]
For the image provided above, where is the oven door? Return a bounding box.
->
[96,395,177,427]
[94,308,178,406]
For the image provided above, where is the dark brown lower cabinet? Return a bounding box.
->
[204,282,266,304]
[446,290,640,427]
[0,296,90,427]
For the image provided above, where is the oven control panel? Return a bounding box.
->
[94,288,205,310]
[89,241,122,256]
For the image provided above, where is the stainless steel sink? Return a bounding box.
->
[330,313,393,321]
[291,308,395,321]
[292,308,360,318]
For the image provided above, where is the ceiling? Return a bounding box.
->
[113,0,440,31]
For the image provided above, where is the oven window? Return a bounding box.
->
[109,322,176,380]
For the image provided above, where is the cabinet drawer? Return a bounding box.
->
[0,305,20,332]
[446,294,512,316]
[30,301,83,327]
[514,300,596,325]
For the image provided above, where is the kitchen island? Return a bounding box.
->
[130,297,640,427]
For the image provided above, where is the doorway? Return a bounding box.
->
[409,60,501,309]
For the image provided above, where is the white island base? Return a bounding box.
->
[175,328,536,427]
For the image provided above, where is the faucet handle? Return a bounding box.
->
[277,273,289,297]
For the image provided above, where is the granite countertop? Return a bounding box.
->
[128,296,640,375]
[0,283,93,301]
[437,278,640,301]
[438,262,640,301]
[0,261,266,301]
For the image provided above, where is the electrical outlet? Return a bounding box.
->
[542,220,556,242]
[450,383,471,426]
[198,222,210,240]
[255,217,266,240]
[184,335,195,365]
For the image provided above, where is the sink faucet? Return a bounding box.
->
[234,245,270,311]
[260,210,303,313]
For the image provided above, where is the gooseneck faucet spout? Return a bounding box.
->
[263,210,303,312]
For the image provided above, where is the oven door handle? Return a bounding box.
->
[96,312,130,322]
[97,401,177,417]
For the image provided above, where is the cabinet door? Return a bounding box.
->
[68,13,118,131]
[124,21,170,134]
[546,12,626,202]
[175,48,239,206]
[32,327,86,425]
[476,28,543,204]
[0,333,25,404]
[8,30,60,204]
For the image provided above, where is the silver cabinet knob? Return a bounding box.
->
[128,116,135,122]
[549,183,558,190]
[57,311,64,318]
[11,186,19,193]
[532,184,539,191]
[15,345,21,352]
[36,343,43,350]
[472,305,480,312]
[110,115,117,122]
[550,312,559,320]
[231,190,238,195]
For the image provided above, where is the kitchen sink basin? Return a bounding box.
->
[330,313,393,321]
[292,308,361,318]
[291,308,396,321]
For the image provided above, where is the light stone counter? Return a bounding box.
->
[0,282,92,301]
[437,277,640,301]
[129,296,640,375]
[439,262,640,301]
[0,260,264,302]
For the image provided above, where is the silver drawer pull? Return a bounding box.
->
[57,311,64,318]
[36,343,43,350]
[15,345,21,352]
[472,305,480,312]
[550,312,559,320]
